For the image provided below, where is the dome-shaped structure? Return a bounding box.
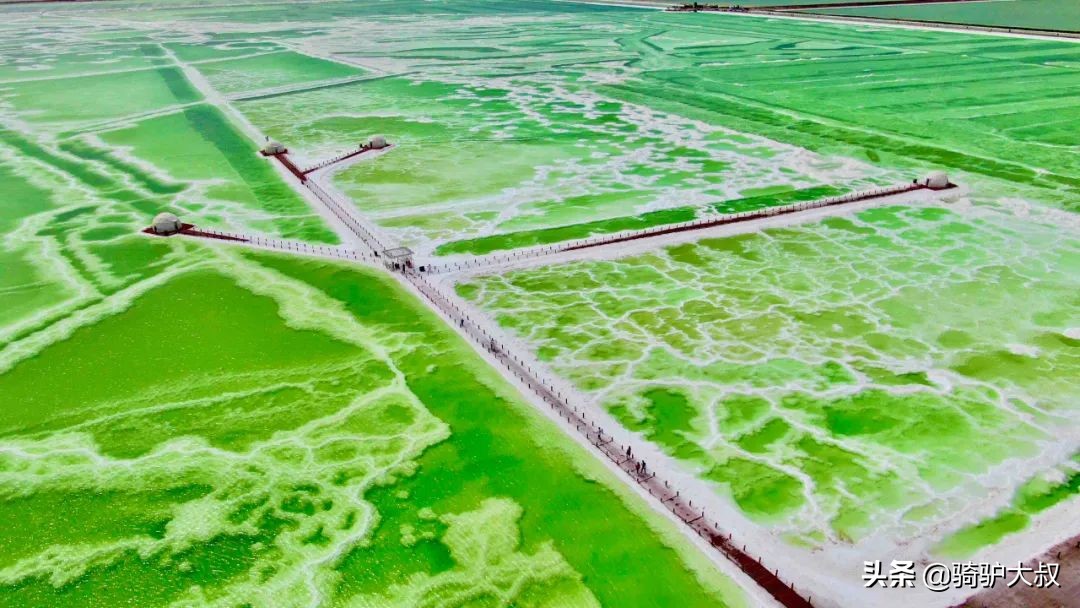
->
[919,171,950,190]
[262,140,286,155]
[152,212,182,235]
[368,135,388,150]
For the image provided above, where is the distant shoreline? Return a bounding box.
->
[567,0,1080,41]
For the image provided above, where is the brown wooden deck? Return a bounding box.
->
[955,534,1080,608]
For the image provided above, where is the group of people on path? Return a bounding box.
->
[625,446,649,478]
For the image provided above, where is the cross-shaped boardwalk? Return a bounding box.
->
[152,137,959,608]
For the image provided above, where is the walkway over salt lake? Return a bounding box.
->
[260,142,392,183]
[142,141,962,608]
[666,1,1080,41]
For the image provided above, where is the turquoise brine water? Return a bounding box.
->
[1,0,1078,605]
[460,203,1080,551]
[0,1,758,606]
[812,0,1080,33]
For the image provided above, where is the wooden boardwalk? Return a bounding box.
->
[141,224,373,261]
[425,181,939,275]
[955,534,1080,608]
[300,144,389,175]
[243,151,828,602]
[405,271,816,608]
[305,179,389,252]
[744,6,1080,40]
[246,138,968,607]
[142,224,247,242]
[258,142,392,252]
[564,183,929,253]
[671,0,991,11]
[264,151,307,182]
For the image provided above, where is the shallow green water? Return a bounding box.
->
[99,105,339,242]
[196,51,363,95]
[813,0,1080,33]
[435,185,844,256]
[461,203,1080,549]
[234,12,894,256]
[1,0,1079,604]
[0,250,745,607]
[0,3,759,605]
[436,15,1080,561]
[228,3,1080,258]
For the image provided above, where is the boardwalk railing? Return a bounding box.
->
[180,227,374,261]
[305,180,389,253]
[258,138,394,255]
[300,144,390,175]
[163,217,818,605]
[425,182,923,274]
[227,74,375,102]
[751,8,1080,40]
[403,271,815,608]
[267,152,308,182]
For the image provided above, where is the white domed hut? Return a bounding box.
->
[368,135,388,150]
[152,212,182,235]
[918,171,950,190]
[261,139,286,155]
